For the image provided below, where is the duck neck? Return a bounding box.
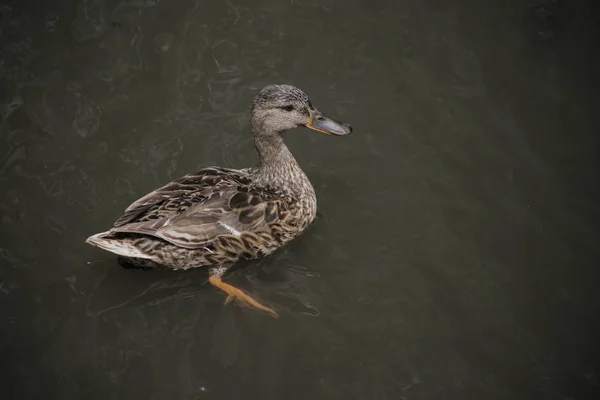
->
[251,128,309,195]
[254,130,292,166]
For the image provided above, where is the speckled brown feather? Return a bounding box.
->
[87,165,311,270]
[85,84,349,273]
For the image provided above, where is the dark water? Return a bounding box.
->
[1,0,599,398]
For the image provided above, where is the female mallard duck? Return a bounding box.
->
[86,84,352,318]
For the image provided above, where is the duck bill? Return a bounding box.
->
[305,110,352,136]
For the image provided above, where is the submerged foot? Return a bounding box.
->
[208,275,279,318]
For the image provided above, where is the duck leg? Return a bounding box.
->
[208,266,279,318]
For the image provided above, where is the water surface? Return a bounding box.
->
[1,0,599,398]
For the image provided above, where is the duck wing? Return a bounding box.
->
[109,167,290,249]
[112,167,247,228]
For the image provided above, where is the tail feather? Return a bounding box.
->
[86,231,154,260]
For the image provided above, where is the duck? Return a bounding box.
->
[86,84,352,318]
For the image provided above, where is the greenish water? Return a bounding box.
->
[1,0,599,398]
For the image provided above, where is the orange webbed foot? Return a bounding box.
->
[209,275,279,318]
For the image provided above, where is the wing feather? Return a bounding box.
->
[108,167,294,249]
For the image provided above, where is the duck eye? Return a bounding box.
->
[279,105,294,112]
